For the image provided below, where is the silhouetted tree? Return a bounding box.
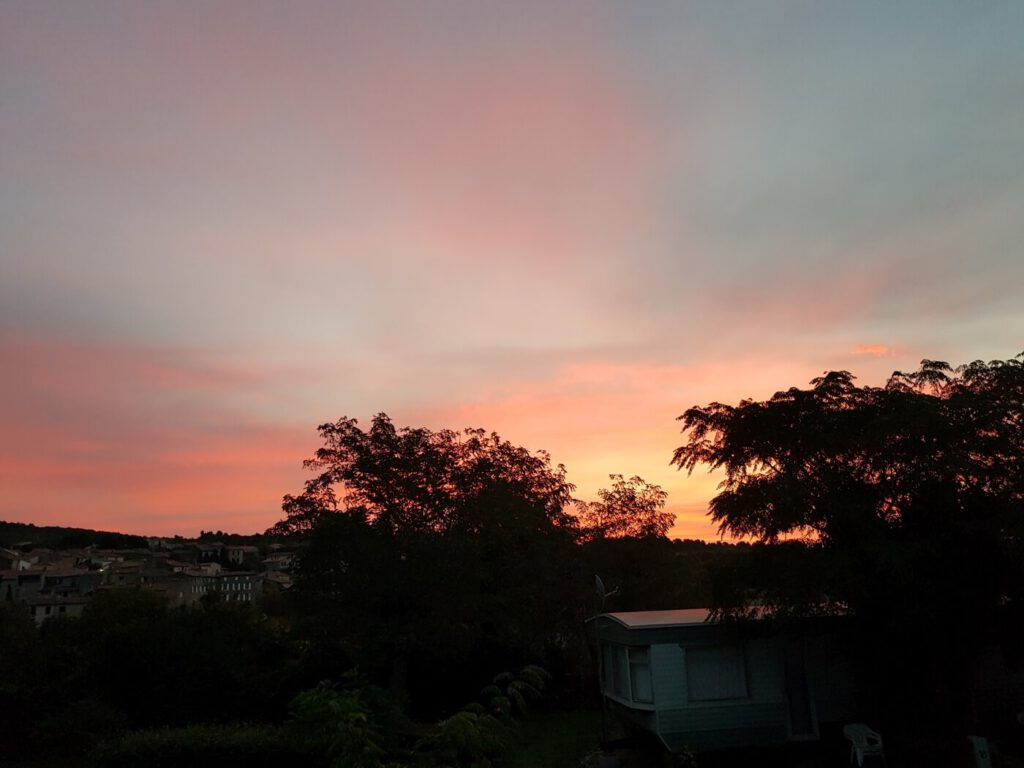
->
[575,474,673,540]
[271,413,576,535]
[673,356,1023,606]
[270,416,584,713]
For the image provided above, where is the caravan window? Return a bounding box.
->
[629,647,653,702]
[686,645,748,701]
[602,643,653,704]
[610,645,628,699]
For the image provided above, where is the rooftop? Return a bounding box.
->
[600,609,714,629]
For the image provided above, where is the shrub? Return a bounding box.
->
[89,723,327,768]
[287,681,391,768]
[34,697,128,755]
[415,710,512,768]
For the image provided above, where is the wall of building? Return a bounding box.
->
[651,637,790,751]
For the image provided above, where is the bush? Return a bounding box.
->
[89,723,328,768]
[480,665,551,718]
[287,681,394,768]
[415,710,513,768]
[33,697,128,755]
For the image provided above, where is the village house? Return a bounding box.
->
[262,551,295,571]
[3,563,100,624]
[226,544,260,565]
[0,547,34,571]
[26,595,91,624]
[184,563,262,606]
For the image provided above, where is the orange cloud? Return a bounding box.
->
[0,333,317,535]
[0,435,312,537]
[853,343,894,357]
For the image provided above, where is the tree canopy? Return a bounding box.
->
[673,355,1024,549]
[271,413,576,535]
[574,474,673,539]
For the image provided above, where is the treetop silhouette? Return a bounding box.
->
[270,413,576,535]
[575,474,673,540]
[673,354,1024,547]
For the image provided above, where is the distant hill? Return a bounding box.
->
[0,520,149,550]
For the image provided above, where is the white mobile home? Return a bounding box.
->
[588,609,859,753]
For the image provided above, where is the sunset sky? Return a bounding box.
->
[2,2,1022,538]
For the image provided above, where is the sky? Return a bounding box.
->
[2,2,1022,538]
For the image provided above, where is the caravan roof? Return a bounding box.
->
[600,609,713,628]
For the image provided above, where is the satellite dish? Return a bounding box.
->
[594,574,619,609]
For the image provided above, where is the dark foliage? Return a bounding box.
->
[89,723,330,768]
[289,492,578,718]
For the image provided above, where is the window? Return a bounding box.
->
[685,645,748,701]
[602,643,625,698]
[629,648,653,702]
[602,643,654,704]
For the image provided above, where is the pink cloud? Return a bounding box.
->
[853,343,894,357]
[0,333,316,535]
[3,3,662,274]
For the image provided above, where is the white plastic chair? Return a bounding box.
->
[844,723,886,767]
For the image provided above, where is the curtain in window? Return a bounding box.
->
[629,647,653,702]
[686,645,747,701]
